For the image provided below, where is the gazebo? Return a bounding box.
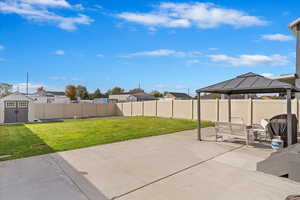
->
[196,72,300,146]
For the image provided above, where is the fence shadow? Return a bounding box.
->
[0,124,54,161]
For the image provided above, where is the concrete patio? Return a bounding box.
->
[1,128,300,200]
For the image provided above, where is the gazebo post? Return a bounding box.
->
[287,89,292,146]
[228,94,231,122]
[197,91,201,141]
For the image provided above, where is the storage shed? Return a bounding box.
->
[0,92,33,124]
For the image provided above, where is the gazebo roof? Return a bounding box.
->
[196,72,300,94]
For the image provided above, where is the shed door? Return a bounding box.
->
[4,101,29,123]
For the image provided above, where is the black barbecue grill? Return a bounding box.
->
[267,114,298,147]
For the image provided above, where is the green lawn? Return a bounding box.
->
[0,117,213,161]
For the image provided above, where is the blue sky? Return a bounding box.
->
[0,0,298,95]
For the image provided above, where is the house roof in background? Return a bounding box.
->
[132,93,156,99]
[110,91,148,95]
[30,91,65,97]
[271,73,296,80]
[197,72,300,94]
[46,91,65,96]
[270,74,296,85]
[109,92,132,95]
[110,92,152,96]
[166,92,192,99]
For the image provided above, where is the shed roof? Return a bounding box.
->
[196,72,300,94]
[0,92,33,101]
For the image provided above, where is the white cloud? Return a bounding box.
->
[282,11,290,16]
[116,2,267,30]
[13,82,45,93]
[49,76,81,81]
[208,47,219,51]
[154,84,168,89]
[94,5,102,10]
[117,13,170,26]
[168,30,176,34]
[261,34,293,42]
[175,85,187,89]
[148,27,157,32]
[55,49,65,55]
[208,54,288,67]
[122,49,201,58]
[154,84,189,91]
[132,49,175,56]
[260,73,274,78]
[96,54,104,57]
[119,62,130,65]
[0,0,93,31]
[73,4,84,10]
[291,52,296,58]
[186,59,200,65]
[19,0,71,8]
[0,45,4,51]
[49,76,65,80]
[57,14,92,31]
[13,82,65,93]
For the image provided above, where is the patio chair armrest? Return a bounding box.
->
[251,124,264,129]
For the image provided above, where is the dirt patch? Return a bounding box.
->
[31,143,47,150]
[0,154,12,159]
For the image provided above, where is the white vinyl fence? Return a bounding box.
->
[1,100,299,126]
[29,103,117,121]
[116,99,300,126]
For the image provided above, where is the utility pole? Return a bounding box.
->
[26,72,29,96]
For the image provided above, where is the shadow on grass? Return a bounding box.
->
[0,124,55,162]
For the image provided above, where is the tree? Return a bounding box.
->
[129,88,144,94]
[91,88,103,99]
[150,90,163,98]
[107,87,124,95]
[37,86,44,92]
[0,83,12,97]
[65,85,77,100]
[76,85,89,100]
[102,92,109,98]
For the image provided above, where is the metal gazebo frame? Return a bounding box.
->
[196,72,300,146]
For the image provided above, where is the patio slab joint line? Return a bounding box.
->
[111,144,245,200]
